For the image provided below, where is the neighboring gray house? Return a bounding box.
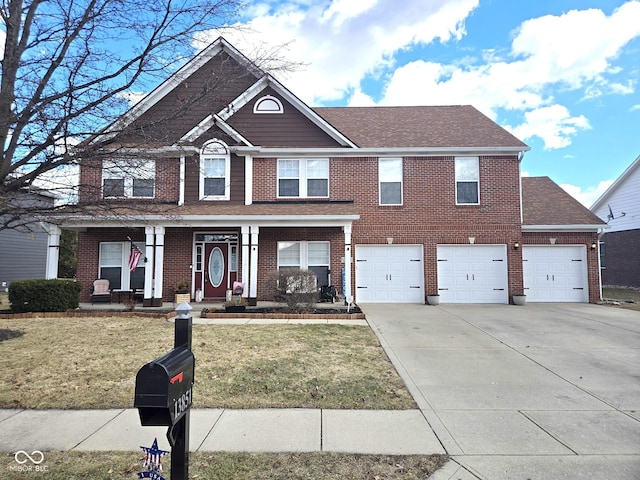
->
[0,190,60,290]
[590,154,640,288]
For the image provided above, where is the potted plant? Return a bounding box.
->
[174,279,191,304]
[512,293,526,306]
[427,294,440,306]
[224,295,247,313]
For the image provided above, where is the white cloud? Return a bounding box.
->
[375,1,640,148]
[560,180,614,207]
[506,105,591,150]
[195,0,480,104]
[116,91,147,106]
[631,104,640,111]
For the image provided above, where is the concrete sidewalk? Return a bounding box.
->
[0,408,444,455]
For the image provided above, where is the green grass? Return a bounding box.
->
[1,451,447,480]
[0,317,415,410]
[602,287,640,311]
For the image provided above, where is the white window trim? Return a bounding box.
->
[277,158,330,198]
[379,157,403,206]
[199,140,231,201]
[455,156,480,205]
[102,159,155,198]
[253,95,284,114]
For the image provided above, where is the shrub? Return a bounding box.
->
[8,279,82,313]
[264,268,319,311]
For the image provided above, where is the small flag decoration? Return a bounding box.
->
[138,438,169,479]
[128,242,144,272]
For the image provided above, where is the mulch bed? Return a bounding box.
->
[202,306,365,319]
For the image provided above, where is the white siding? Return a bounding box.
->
[592,157,640,233]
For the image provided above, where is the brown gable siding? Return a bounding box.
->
[227,88,343,148]
[315,105,528,149]
[184,153,245,205]
[112,51,260,146]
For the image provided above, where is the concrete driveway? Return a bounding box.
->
[363,303,640,480]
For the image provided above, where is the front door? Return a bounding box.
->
[204,243,228,298]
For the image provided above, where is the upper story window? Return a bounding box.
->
[278,158,329,198]
[379,158,403,205]
[253,95,284,114]
[455,157,480,205]
[200,140,230,201]
[102,159,155,198]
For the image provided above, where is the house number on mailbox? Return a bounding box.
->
[174,387,192,421]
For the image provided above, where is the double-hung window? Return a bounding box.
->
[102,159,155,198]
[379,158,403,205]
[455,157,480,204]
[200,140,230,200]
[277,241,331,286]
[98,242,145,290]
[278,158,329,198]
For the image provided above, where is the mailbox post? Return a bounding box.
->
[171,302,193,480]
[134,301,194,480]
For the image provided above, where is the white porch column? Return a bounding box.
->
[44,224,61,279]
[144,226,154,304]
[249,225,259,303]
[241,225,250,298]
[153,226,165,306]
[343,224,353,303]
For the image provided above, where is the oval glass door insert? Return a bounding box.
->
[208,247,224,288]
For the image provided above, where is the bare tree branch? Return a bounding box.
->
[2,0,300,231]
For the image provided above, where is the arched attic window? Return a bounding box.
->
[253,95,284,114]
[200,139,230,201]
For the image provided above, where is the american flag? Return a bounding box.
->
[128,242,144,272]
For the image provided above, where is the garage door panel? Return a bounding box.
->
[356,245,424,303]
[523,246,588,302]
[436,245,508,304]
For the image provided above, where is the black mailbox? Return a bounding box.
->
[134,346,194,427]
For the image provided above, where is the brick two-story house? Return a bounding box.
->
[50,37,605,305]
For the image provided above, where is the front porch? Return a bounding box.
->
[57,206,359,306]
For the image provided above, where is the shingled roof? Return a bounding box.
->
[314,105,529,149]
[522,177,605,226]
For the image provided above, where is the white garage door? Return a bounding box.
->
[523,246,588,302]
[436,245,508,304]
[355,245,424,303]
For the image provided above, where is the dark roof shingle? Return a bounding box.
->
[314,105,528,149]
[522,177,605,226]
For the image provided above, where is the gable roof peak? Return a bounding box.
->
[93,36,264,144]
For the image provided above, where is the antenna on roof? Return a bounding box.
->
[607,204,626,223]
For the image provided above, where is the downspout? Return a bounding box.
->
[178,154,186,206]
[518,150,525,225]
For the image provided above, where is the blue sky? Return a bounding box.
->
[197,0,640,207]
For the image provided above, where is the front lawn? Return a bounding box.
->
[0,317,415,410]
[2,451,447,480]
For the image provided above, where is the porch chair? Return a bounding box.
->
[91,279,112,304]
